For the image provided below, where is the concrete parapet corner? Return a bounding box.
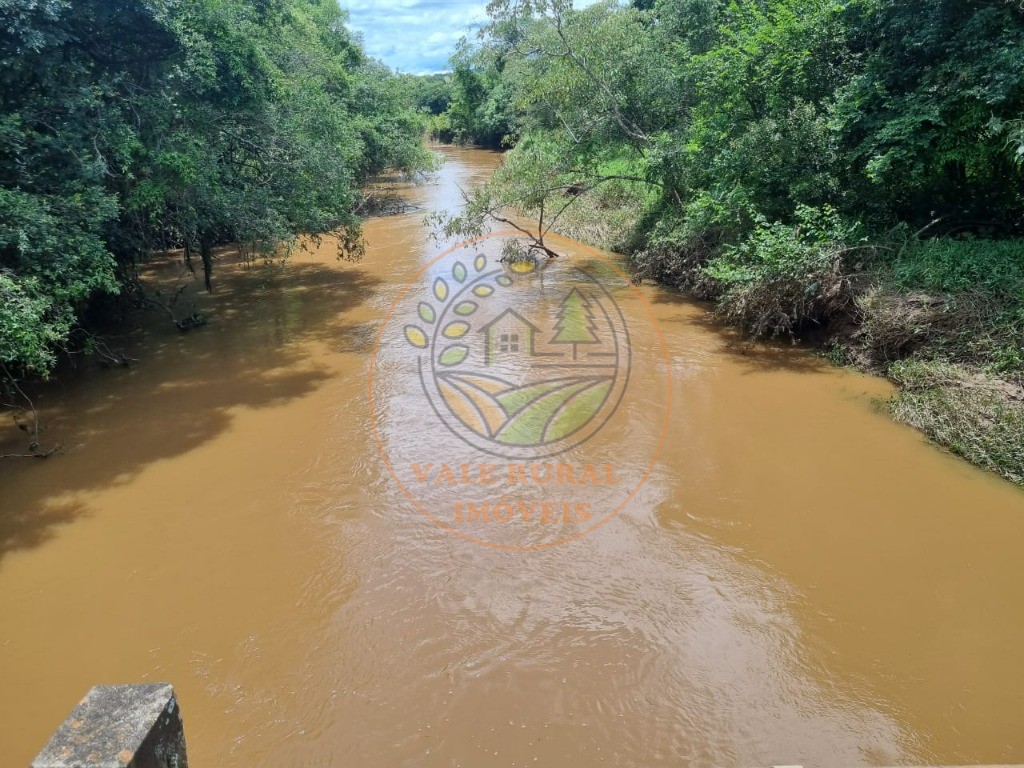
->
[31,683,188,768]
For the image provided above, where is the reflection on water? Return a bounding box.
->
[1,146,1024,767]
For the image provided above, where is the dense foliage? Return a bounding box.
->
[443,0,1023,253]
[407,73,453,117]
[435,0,1024,482]
[0,0,426,378]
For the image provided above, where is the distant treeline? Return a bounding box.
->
[1,0,427,379]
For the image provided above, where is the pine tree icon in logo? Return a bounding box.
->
[550,288,600,360]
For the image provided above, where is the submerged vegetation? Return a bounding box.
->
[0,0,427,390]
[423,0,1024,484]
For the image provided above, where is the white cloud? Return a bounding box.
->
[343,0,488,74]
[342,0,606,74]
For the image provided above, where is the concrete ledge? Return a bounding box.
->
[31,684,188,768]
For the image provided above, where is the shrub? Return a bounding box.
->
[701,205,863,337]
[630,190,753,295]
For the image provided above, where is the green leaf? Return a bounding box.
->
[439,344,468,366]
[418,302,436,324]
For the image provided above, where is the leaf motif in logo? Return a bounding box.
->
[474,254,486,272]
[453,301,477,316]
[452,262,467,283]
[472,285,493,298]
[434,278,448,302]
[443,321,470,339]
[438,345,468,366]
[496,275,512,287]
[418,302,435,324]
[404,325,428,349]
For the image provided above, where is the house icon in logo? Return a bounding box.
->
[479,308,540,366]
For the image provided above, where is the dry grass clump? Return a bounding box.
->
[712,251,852,338]
[855,287,998,363]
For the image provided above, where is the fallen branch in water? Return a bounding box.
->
[0,363,61,459]
[64,328,138,369]
[134,281,208,331]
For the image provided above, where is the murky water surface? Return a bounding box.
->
[2,146,1024,767]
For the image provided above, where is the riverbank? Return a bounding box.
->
[416,0,1024,489]
[5,146,1024,765]
[539,182,1024,487]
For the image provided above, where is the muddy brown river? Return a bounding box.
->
[2,146,1024,767]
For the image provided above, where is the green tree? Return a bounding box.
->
[407,74,453,116]
[443,36,516,147]
[0,0,429,390]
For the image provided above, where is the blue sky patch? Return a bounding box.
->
[344,0,488,74]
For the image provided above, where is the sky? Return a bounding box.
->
[343,0,489,75]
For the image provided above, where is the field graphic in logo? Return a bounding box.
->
[402,252,629,459]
